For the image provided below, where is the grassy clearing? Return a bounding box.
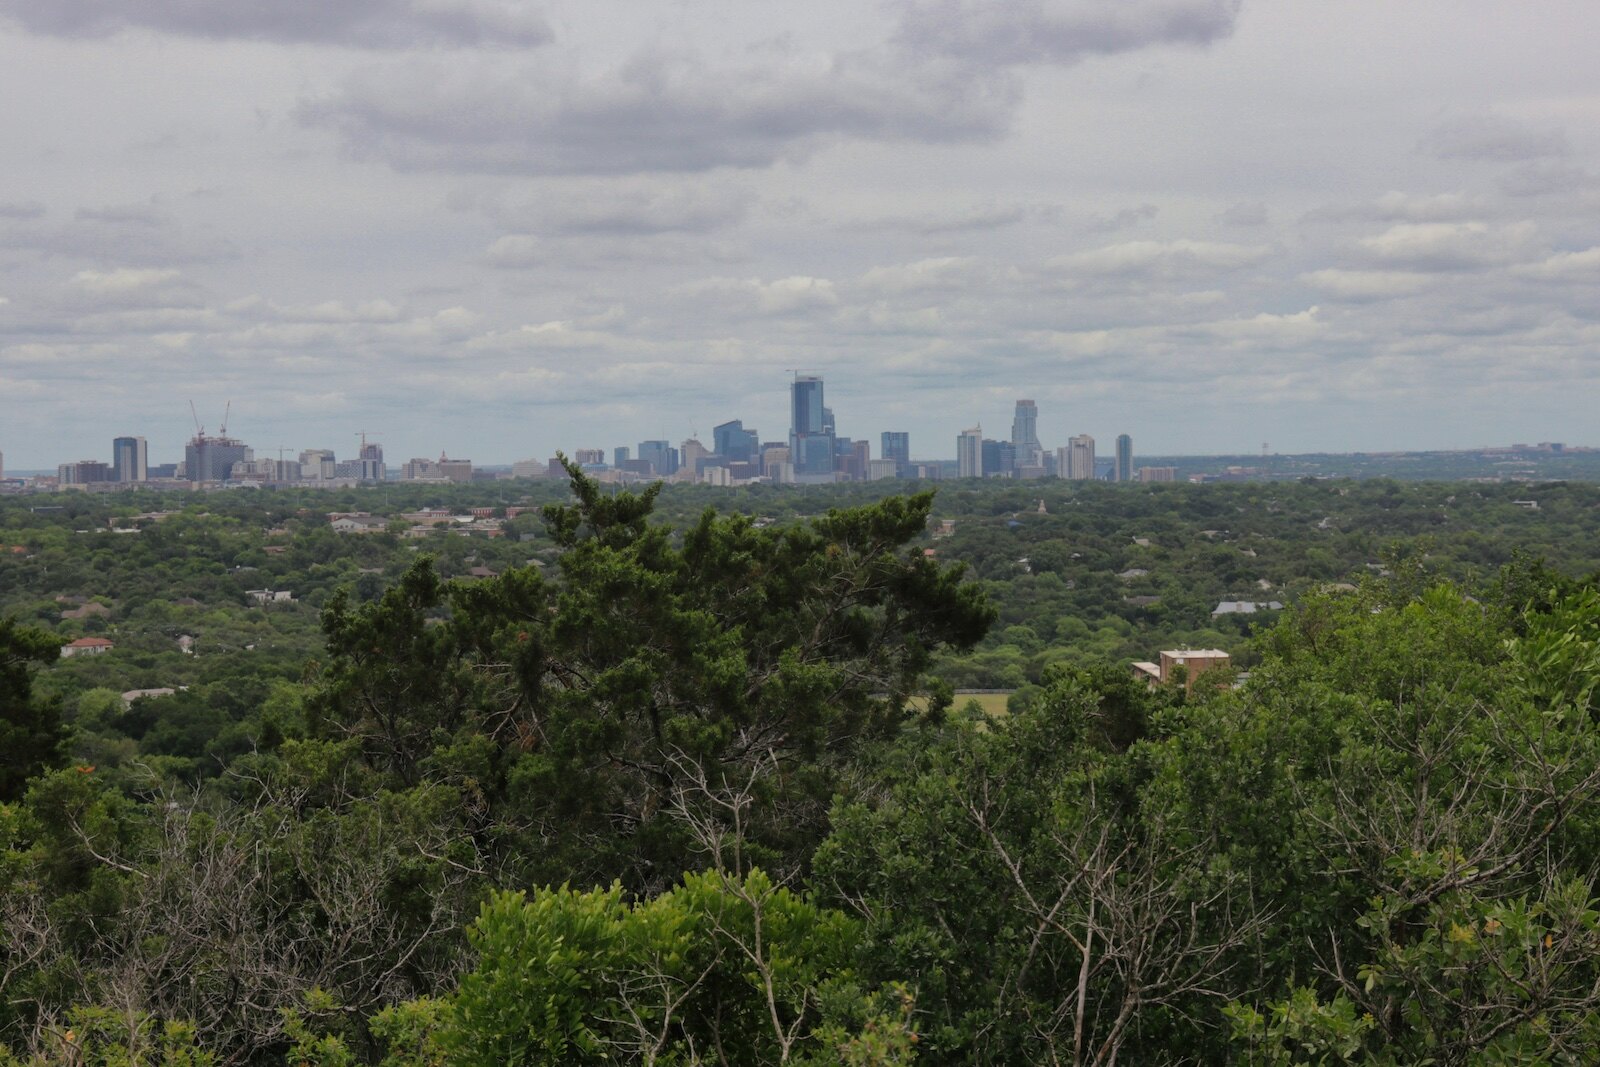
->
[907,691,1014,718]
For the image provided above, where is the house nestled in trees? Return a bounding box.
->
[329,513,388,534]
[1131,648,1231,692]
[1211,599,1284,617]
[60,636,113,658]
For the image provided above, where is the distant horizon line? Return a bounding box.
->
[4,442,1591,479]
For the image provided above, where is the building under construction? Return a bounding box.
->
[184,403,250,483]
[184,433,251,483]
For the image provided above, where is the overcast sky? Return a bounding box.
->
[2,0,1598,469]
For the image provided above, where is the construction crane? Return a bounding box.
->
[219,401,231,438]
[189,400,205,439]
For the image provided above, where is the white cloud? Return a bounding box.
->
[71,267,181,294]
[483,235,542,269]
[859,256,983,294]
[1354,222,1537,271]
[1301,269,1435,300]
[759,276,838,313]
[678,274,839,315]
[1514,247,1600,280]
[1049,240,1273,278]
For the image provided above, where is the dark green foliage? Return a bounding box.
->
[307,463,993,891]
[0,619,65,801]
[310,559,469,787]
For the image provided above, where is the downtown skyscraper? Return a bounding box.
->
[1115,434,1134,482]
[112,436,147,482]
[957,426,983,479]
[881,431,910,476]
[789,375,836,482]
[1011,400,1042,469]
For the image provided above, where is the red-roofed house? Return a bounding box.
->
[61,637,114,658]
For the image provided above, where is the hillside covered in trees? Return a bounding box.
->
[3,470,1600,1063]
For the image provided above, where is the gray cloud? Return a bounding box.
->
[301,49,1015,174]
[895,0,1241,65]
[1303,191,1488,225]
[1499,161,1596,198]
[464,177,756,236]
[0,0,551,48]
[0,201,46,220]
[295,1,1241,183]
[1082,203,1159,234]
[1420,114,1569,163]
[0,211,236,266]
[859,203,1063,235]
[482,234,542,269]
[75,203,172,227]
[1214,201,1268,227]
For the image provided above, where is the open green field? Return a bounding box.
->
[954,692,1012,716]
[907,691,1014,717]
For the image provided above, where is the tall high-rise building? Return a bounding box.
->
[1065,434,1096,480]
[112,436,147,482]
[881,432,910,476]
[638,440,678,477]
[574,448,606,466]
[789,375,835,480]
[713,419,759,463]
[613,446,630,468]
[358,437,385,482]
[791,376,824,435]
[1115,434,1133,482]
[1011,400,1042,468]
[957,426,983,479]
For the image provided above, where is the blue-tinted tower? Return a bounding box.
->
[713,419,760,463]
[789,375,835,478]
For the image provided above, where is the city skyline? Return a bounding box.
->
[5,382,1148,480]
[4,3,1600,465]
[1,408,1589,479]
